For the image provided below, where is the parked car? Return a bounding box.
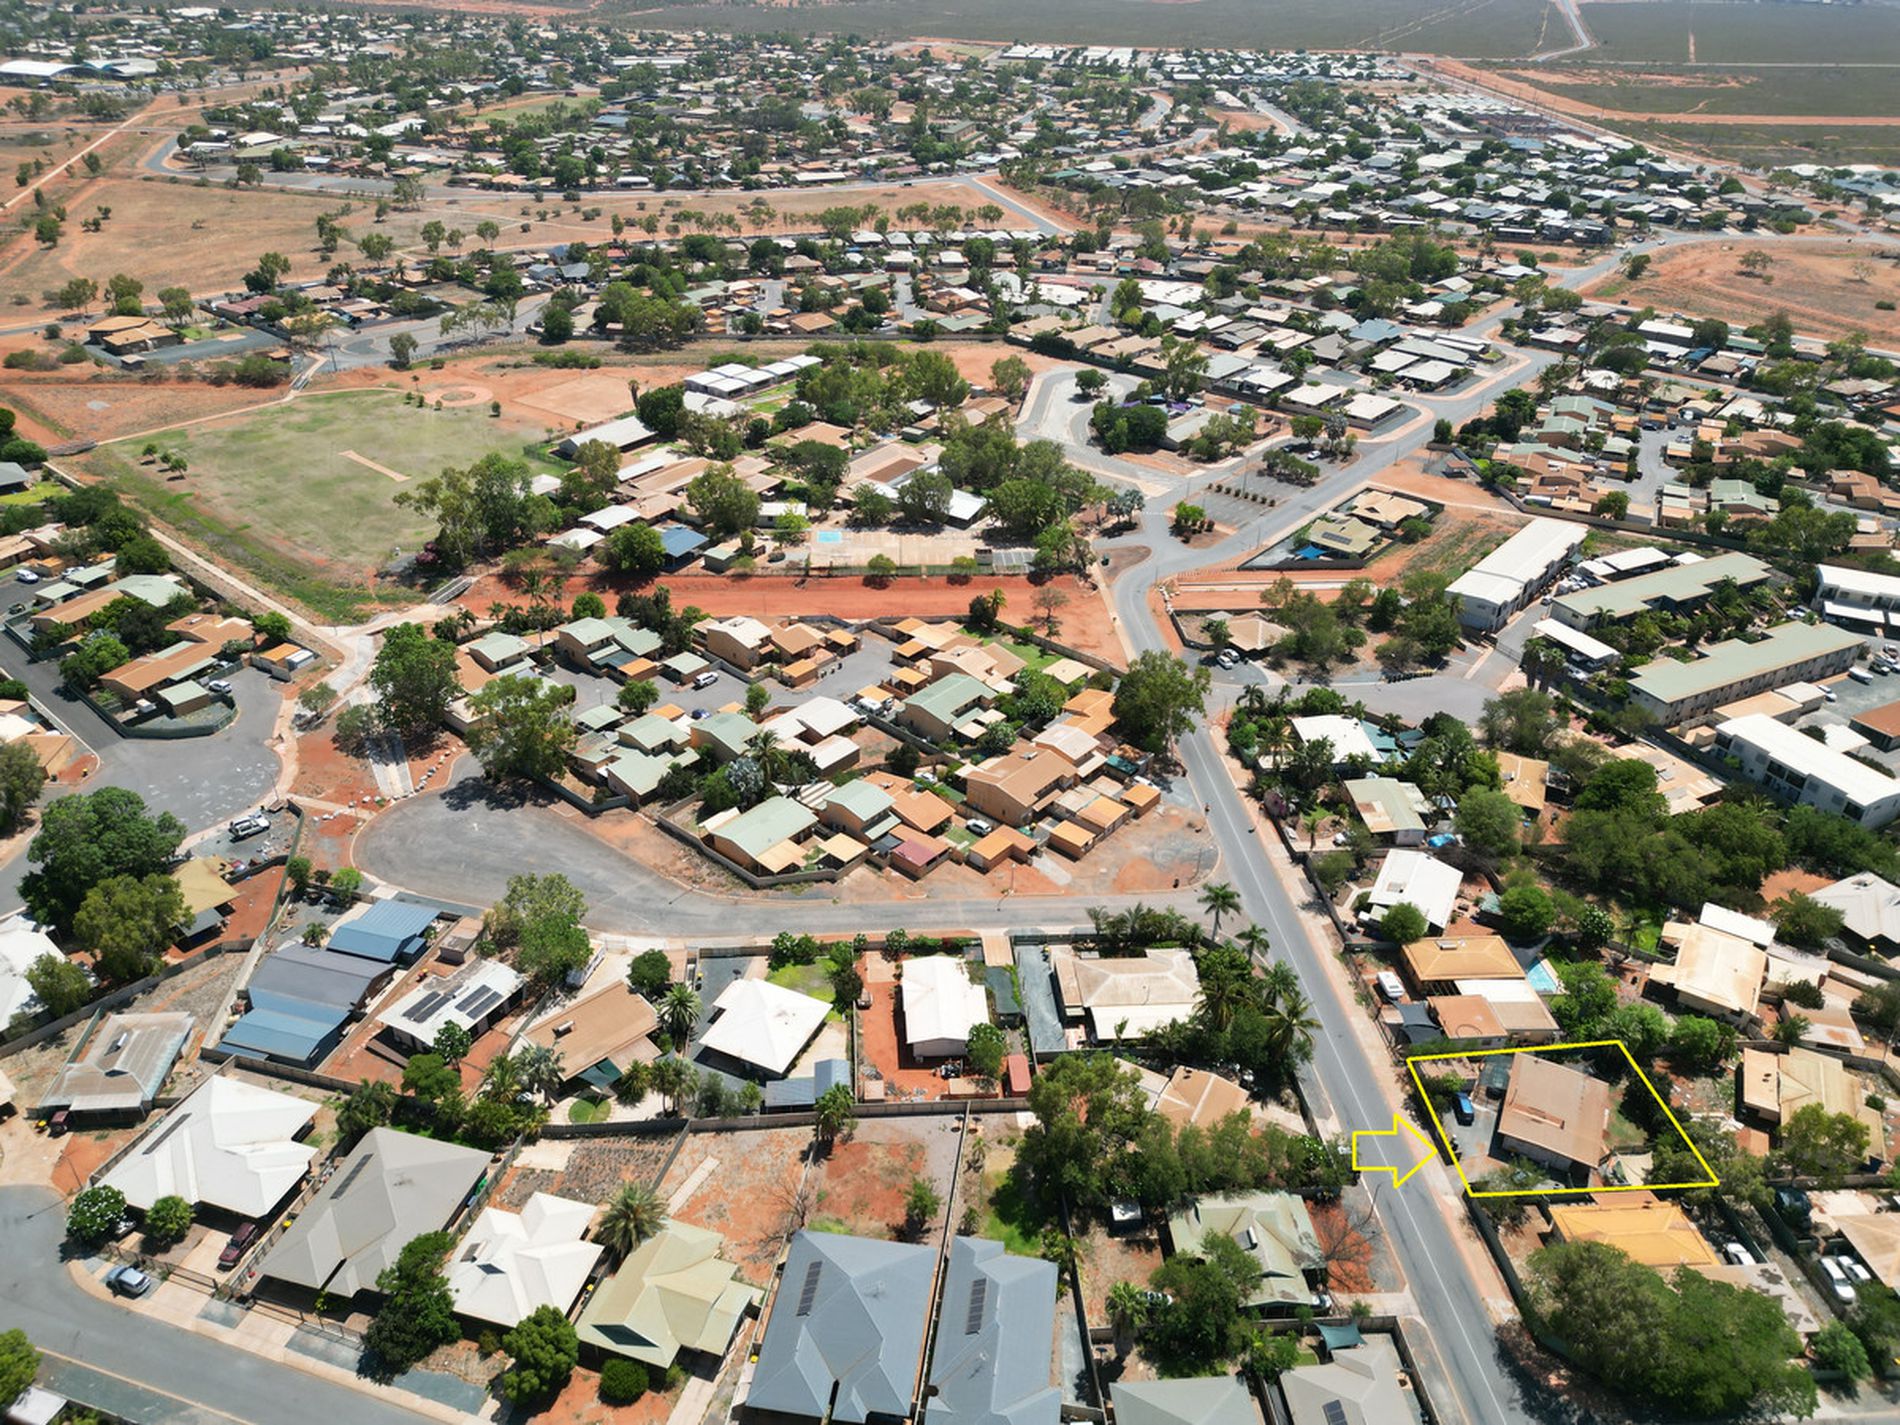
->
[106,1265,153,1298]
[691,671,719,690]
[965,818,994,836]
[1375,970,1404,1003]
[15,569,39,585]
[1453,1092,1476,1127]
[1849,668,1875,685]
[228,814,268,840]
[218,1221,257,1270]
[206,678,233,696]
[1216,648,1238,669]
[1821,1256,1857,1304]
[1721,1241,1754,1267]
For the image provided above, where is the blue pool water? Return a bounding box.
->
[1524,960,1560,994]
[816,530,844,545]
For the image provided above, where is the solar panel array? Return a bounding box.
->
[795,1259,824,1316]
[332,1153,374,1200]
[1322,1402,1348,1425]
[964,1276,989,1335]
[138,1110,189,1157]
[404,990,449,1024]
[456,986,502,1019]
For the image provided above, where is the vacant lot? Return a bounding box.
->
[603,0,1555,57]
[1491,62,1900,118]
[1588,240,1900,347]
[1579,2,1900,64]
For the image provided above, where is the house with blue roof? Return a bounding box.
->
[327,901,440,965]
[657,524,708,568]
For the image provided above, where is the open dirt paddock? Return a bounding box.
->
[1587,240,1900,346]
[1446,58,1900,124]
[0,369,292,444]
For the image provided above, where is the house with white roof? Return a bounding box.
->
[901,956,990,1060]
[103,1073,318,1217]
[1368,851,1462,932]
[0,913,61,1025]
[696,977,830,1079]
[446,1192,603,1328]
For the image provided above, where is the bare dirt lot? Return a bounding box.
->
[1587,240,1900,346]
[659,1124,818,1283]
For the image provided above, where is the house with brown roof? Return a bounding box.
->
[524,982,659,1094]
[1548,1199,1718,1269]
[1400,936,1524,997]
[1427,995,1506,1047]
[1496,1056,1610,1176]
[964,825,1034,872]
[1154,1067,1253,1131]
[963,748,1078,828]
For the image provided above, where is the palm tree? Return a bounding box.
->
[1236,925,1271,963]
[651,1056,697,1116]
[1104,1281,1148,1357]
[481,1052,522,1102]
[1196,959,1256,1033]
[1261,960,1300,1005]
[813,1083,855,1150]
[613,1060,651,1108]
[659,983,701,1048]
[1199,882,1240,940]
[596,1182,667,1261]
[516,1043,566,1105]
[1262,986,1319,1067]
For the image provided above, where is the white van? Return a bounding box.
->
[1376,971,1405,1003]
[1849,667,1875,685]
[1822,1257,1858,1304]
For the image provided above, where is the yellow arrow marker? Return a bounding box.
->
[1350,1113,1438,1188]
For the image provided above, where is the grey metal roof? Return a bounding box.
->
[925,1239,1060,1425]
[1111,1378,1257,1425]
[258,1127,489,1298]
[748,1231,934,1423]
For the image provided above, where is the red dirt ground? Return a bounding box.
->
[459,570,1126,663]
[812,1132,928,1240]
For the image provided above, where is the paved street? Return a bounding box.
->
[0,1186,439,1425]
[0,663,284,914]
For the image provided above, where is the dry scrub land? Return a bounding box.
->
[1586,241,1900,347]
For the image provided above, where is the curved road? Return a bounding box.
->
[0,1186,438,1425]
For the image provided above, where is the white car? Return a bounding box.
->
[14,569,39,585]
[1721,1242,1754,1267]
[1822,1257,1858,1304]
[691,671,719,690]
[206,678,233,695]
[965,818,994,836]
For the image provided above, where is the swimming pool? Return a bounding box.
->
[816,530,844,545]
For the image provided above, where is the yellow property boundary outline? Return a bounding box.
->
[1406,1039,1721,1197]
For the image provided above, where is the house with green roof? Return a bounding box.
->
[575,1221,760,1368]
[820,779,898,839]
[898,672,995,741]
[1630,621,1861,726]
[703,795,819,875]
[690,710,760,764]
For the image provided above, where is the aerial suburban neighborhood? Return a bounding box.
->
[0,3,1896,1425]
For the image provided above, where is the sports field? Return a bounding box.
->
[81,388,565,619]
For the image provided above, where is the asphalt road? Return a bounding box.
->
[0,664,284,915]
[0,1186,438,1425]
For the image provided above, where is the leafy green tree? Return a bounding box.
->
[1478,688,1563,756]
[0,1329,35,1404]
[485,872,586,951]
[1454,788,1519,862]
[599,1358,649,1404]
[1019,1053,1149,1209]
[1552,961,1619,1039]
[1525,1240,1813,1419]
[1777,1103,1870,1186]
[337,1079,398,1144]
[1112,651,1210,754]
[401,1052,460,1105]
[25,952,90,1017]
[143,1194,193,1246]
[370,624,460,738]
[432,1022,472,1066]
[67,1185,125,1245]
[0,740,47,836]
[1379,902,1427,946]
[1144,1234,1252,1374]
[1496,884,1554,941]
[500,1306,579,1406]
[1668,1014,1738,1072]
[1773,892,1845,950]
[967,1022,1007,1081]
[73,872,186,982]
[627,949,672,999]
[616,679,659,715]
[903,1177,941,1238]
[465,674,576,781]
[686,466,760,539]
[1811,1320,1870,1380]
[599,523,667,577]
[365,1233,459,1378]
[24,788,184,933]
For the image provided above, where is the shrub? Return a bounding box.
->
[599,1358,649,1404]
